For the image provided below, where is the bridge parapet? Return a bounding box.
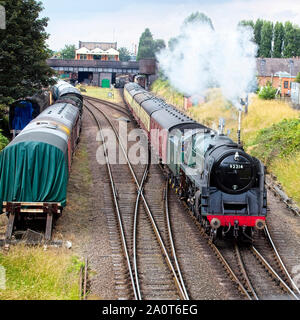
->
[47,59,139,74]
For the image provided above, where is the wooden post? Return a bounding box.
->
[45,211,53,241]
[5,212,15,240]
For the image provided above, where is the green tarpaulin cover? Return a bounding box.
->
[0,141,68,211]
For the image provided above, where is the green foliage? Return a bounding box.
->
[68,256,85,273]
[60,44,76,59]
[238,18,300,58]
[254,19,264,57]
[183,11,214,30]
[0,247,81,300]
[250,118,300,164]
[295,72,300,83]
[154,39,166,53]
[260,21,273,57]
[0,130,9,151]
[118,47,131,62]
[258,84,277,100]
[273,22,284,58]
[0,0,55,105]
[238,20,254,29]
[283,21,295,57]
[137,28,166,61]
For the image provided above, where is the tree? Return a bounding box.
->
[0,0,55,105]
[118,47,131,62]
[137,28,154,60]
[154,39,166,53]
[258,83,277,100]
[254,19,264,56]
[238,20,254,29]
[260,21,273,58]
[137,28,166,61]
[295,72,300,83]
[295,27,300,57]
[60,44,76,59]
[273,22,284,58]
[183,12,214,30]
[283,21,298,58]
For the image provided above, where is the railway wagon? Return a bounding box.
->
[9,90,52,138]
[124,83,267,240]
[52,79,83,113]
[0,101,82,241]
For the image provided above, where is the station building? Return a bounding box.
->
[75,41,120,61]
[48,40,156,88]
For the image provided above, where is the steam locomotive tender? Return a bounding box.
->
[124,83,267,240]
[0,80,83,241]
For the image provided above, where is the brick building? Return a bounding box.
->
[257,58,300,96]
[75,41,119,61]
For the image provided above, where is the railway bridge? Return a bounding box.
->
[47,58,140,87]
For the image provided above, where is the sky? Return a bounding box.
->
[40,0,300,52]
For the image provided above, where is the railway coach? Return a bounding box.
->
[0,84,83,241]
[52,79,83,112]
[124,83,267,241]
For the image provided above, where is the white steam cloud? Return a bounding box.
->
[157,21,258,109]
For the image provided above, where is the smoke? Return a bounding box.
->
[157,20,258,109]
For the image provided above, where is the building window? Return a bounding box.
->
[80,55,87,60]
[284,81,289,89]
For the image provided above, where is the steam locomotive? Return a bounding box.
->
[124,83,267,241]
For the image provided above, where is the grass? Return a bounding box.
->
[0,141,91,301]
[270,153,300,205]
[0,246,83,300]
[151,79,300,206]
[152,79,185,110]
[78,85,123,104]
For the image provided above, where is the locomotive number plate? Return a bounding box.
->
[229,164,244,169]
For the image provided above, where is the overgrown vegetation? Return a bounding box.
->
[0,246,82,300]
[0,130,9,151]
[249,118,300,164]
[258,83,277,100]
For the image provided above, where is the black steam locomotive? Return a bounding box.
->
[124,83,267,241]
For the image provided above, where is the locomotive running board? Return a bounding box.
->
[2,202,62,242]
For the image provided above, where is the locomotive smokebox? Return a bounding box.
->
[139,59,156,75]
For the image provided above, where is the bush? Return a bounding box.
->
[250,118,300,164]
[258,84,277,100]
[0,130,9,151]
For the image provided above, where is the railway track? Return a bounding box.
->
[84,97,189,300]
[83,94,299,301]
